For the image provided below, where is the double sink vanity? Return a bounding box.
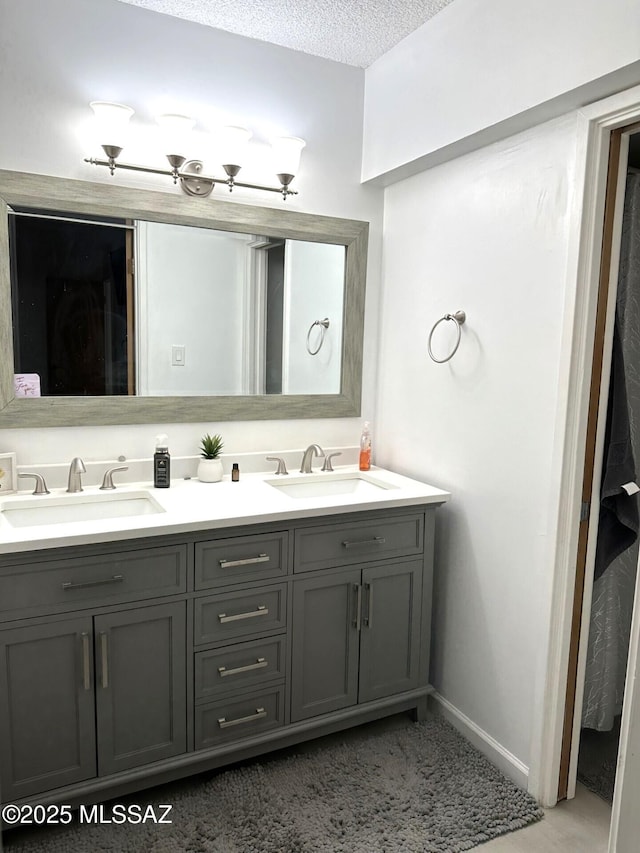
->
[0,462,449,812]
[0,168,449,827]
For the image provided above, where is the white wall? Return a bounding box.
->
[283,241,345,394]
[137,223,249,395]
[0,0,383,471]
[363,0,640,183]
[362,0,640,785]
[376,114,579,767]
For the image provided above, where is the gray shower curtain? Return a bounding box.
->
[582,172,640,731]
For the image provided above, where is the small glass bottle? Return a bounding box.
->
[359,421,372,471]
[231,463,240,482]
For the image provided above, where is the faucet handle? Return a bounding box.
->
[100,466,129,491]
[18,472,50,495]
[321,452,342,472]
[266,456,289,475]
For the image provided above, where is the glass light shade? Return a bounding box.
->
[218,126,252,167]
[271,136,306,177]
[156,113,195,158]
[89,101,134,148]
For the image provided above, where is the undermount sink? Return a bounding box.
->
[266,471,395,500]
[0,491,165,528]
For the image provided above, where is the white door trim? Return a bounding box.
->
[529,83,640,810]
[566,132,631,802]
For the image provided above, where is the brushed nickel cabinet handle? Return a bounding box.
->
[364,582,373,629]
[342,536,386,549]
[217,707,267,729]
[62,574,124,591]
[81,632,91,691]
[218,657,268,678]
[218,554,270,569]
[100,632,109,689]
[218,605,268,624]
[352,583,362,630]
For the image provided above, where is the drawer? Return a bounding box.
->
[0,545,188,619]
[195,685,285,750]
[195,531,288,590]
[194,583,287,646]
[294,513,424,573]
[194,636,286,701]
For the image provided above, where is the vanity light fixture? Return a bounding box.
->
[85,102,305,200]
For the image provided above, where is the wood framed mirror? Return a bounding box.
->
[0,170,368,427]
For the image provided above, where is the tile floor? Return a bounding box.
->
[479,783,611,852]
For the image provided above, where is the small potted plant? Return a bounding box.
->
[197,433,224,483]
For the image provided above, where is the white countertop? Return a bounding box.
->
[0,465,450,556]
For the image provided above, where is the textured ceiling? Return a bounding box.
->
[116,0,456,67]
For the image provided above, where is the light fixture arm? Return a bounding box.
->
[84,156,299,199]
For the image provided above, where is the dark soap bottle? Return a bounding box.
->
[154,443,170,488]
[232,463,240,482]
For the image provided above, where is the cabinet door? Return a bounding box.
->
[358,560,423,703]
[95,602,186,776]
[0,617,96,800]
[290,569,361,722]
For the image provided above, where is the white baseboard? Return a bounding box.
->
[429,692,530,791]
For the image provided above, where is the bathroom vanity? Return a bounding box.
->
[0,467,448,814]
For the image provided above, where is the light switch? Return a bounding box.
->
[172,345,185,366]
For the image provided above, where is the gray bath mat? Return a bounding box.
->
[4,713,543,853]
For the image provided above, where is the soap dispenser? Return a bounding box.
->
[359,421,372,471]
[154,434,171,488]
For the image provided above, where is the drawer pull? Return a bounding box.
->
[218,553,270,569]
[341,536,386,549]
[218,605,269,624]
[81,632,91,691]
[218,657,268,678]
[218,707,267,729]
[62,574,124,591]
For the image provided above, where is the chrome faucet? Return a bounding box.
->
[300,444,324,474]
[67,457,87,493]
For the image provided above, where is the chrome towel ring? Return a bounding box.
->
[306,318,330,355]
[427,310,466,363]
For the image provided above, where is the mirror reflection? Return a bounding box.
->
[9,210,346,398]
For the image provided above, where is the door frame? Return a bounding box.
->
[559,126,626,802]
[530,84,640,811]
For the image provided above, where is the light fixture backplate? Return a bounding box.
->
[179,160,214,197]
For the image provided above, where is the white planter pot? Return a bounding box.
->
[197,458,224,483]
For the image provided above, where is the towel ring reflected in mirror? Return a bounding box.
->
[427,310,466,363]
[306,318,330,355]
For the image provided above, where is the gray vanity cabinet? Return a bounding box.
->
[0,617,97,800]
[290,559,423,721]
[290,568,361,719]
[358,560,423,702]
[0,542,188,804]
[0,503,442,822]
[94,601,187,776]
[192,530,290,751]
[0,601,186,800]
